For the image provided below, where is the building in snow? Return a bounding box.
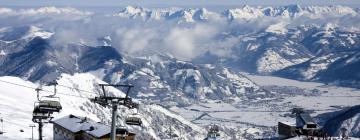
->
[278,108,321,138]
[295,112,319,131]
[52,114,135,140]
[204,124,220,140]
[278,121,297,139]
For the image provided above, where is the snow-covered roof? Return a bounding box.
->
[279,121,296,126]
[53,114,111,138]
[299,113,316,124]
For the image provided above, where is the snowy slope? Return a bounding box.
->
[0,76,39,139]
[274,51,360,88]
[0,73,207,140]
[120,54,260,104]
[320,105,360,137]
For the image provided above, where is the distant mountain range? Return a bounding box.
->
[114,5,357,22]
[0,5,359,88]
[109,5,360,87]
[0,26,262,106]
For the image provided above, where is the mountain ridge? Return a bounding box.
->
[113,5,357,22]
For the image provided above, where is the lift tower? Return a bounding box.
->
[91,84,138,140]
[32,81,62,140]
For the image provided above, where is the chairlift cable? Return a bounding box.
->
[0,79,92,99]
[3,72,100,94]
[56,84,99,94]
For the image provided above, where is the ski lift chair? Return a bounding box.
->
[125,113,142,126]
[37,96,62,113]
[34,83,62,113]
[32,106,50,122]
[116,126,129,137]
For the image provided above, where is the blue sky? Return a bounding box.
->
[1,0,360,7]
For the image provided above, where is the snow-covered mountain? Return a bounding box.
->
[318,105,360,137]
[110,5,360,85]
[113,5,357,22]
[0,26,53,63]
[195,24,359,72]
[111,5,360,83]
[0,32,261,106]
[114,6,219,23]
[119,54,260,104]
[191,23,360,88]
[0,26,53,41]
[274,50,360,88]
[266,24,360,87]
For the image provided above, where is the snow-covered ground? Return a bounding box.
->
[0,77,41,139]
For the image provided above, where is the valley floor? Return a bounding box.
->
[170,73,360,139]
